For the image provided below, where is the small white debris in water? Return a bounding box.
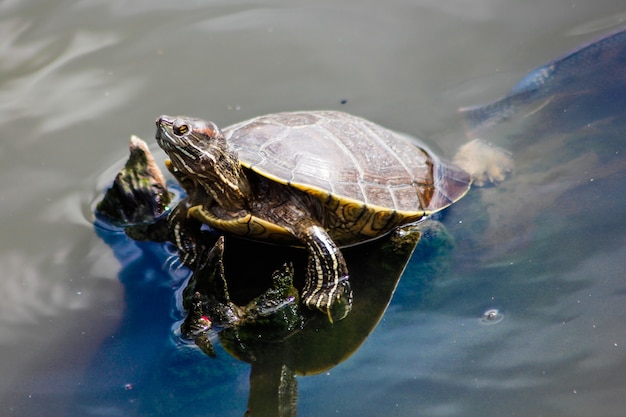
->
[479,309,504,325]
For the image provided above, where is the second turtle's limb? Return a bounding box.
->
[452,139,514,186]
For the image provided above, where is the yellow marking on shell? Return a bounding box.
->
[188,205,292,240]
[305,188,428,241]
[371,210,398,231]
[243,162,434,217]
[238,162,454,245]
[340,202,367,223]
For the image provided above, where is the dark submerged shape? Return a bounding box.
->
[155,111,471,320]
[460,26,626,134]
[96,135,171,226]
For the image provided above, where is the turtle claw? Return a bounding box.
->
[326,281,353,323]
[302,279,353,323]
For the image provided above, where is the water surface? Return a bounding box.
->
[1,0,625,416]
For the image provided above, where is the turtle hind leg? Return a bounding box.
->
[298,224,353,322]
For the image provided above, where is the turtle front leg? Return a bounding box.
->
[168,199,207,268]
[299,224,353,322]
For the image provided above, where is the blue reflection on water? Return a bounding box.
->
[86,224,249,416]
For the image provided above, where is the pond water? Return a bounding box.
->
[1,0,626,416]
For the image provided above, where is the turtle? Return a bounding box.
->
[155,111,512,320]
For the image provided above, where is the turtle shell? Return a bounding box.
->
[222,111,471,243]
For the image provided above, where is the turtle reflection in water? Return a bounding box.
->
[180,217,425,417]
[156,111,512,320]
[180,236,304,359]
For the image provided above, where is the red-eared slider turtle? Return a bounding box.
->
[155,111,511,320]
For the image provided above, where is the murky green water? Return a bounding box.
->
[1,1,625,416]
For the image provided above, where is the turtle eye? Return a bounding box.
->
[173,122,189,136]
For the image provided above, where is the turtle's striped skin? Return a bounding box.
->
[156,111,471,321]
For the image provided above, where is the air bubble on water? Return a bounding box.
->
[479,309,504,325]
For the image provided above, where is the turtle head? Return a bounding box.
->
[155,115,250,209]
[155,115,227,176]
